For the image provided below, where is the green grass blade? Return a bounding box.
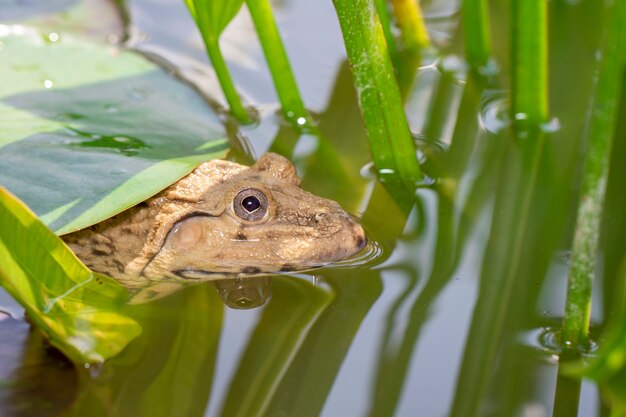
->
[245,0,310,126]
[331,0,422,191]
[562,0,626,349]
[463,0,492,68]
[511,0,548,126]
[0,188,141,364]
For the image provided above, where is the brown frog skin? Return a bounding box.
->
[63,153,366,291]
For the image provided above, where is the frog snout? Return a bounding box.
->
[351,218,367,251]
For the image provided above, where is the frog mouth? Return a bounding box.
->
[174,269,228,280]
[173,268,263,280]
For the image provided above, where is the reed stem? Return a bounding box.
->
[463,0,491,68]
[390,0,430,54]
[331,0,422,191]
[245,0,310,126]
[203,38,251,123]
[562,0,626,348]
[511,0,548,126]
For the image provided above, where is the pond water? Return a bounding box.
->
[1,0,624,416]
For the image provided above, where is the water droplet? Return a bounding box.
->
[296,117,306,126]
[43,79,53,89]
[84,363,90,369]
[479,94,510,134]
[47,32,60,42]
[56,113,83,121]
[514,112,528,121]
[113,136,131,143]
[127,88,147,101]
[105,104,119,113]
[541,117,561,133]
[378,168,395,175]
[537,327,563,353]
[439,55,467,75]
[359,161,376,179]
[286,111,294,118]
[415,175,437,188]
[595,49,602,61]
[12,25,25,36]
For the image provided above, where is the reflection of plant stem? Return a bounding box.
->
[552,351,582,417]
[511,0,548,125]
[245,0,310,126]
[368,196,455,417]
[202,38,251,123]
[451,130,545,417]
[462,0,491,68]
[562,0,626,349]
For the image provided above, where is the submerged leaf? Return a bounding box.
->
[0,29,228,234]
[0,188,141,364]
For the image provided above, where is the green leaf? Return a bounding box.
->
[0,188,142,364]
[0,30,228,234]
[186,0,245,42]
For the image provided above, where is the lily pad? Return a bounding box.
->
[0,28,228,234]
[0,188,141,364]
[0,0,124,43]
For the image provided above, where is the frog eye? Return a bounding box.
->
[233,188,269,222]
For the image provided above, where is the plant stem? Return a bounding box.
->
[463,0,491,68]
[331,0,422,191]
[562,0,626,348]
[373,0,397,60]
[245,0,309,126]
[390,0,430,53]
[389,0,430,96]
[202,36,251,123]
[511,0,548,126]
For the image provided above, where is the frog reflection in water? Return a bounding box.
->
[214,276,271,309]
[63,153,365,303]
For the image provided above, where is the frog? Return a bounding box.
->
[62,153,366,296]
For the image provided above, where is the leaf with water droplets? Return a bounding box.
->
[0,29,228,234]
